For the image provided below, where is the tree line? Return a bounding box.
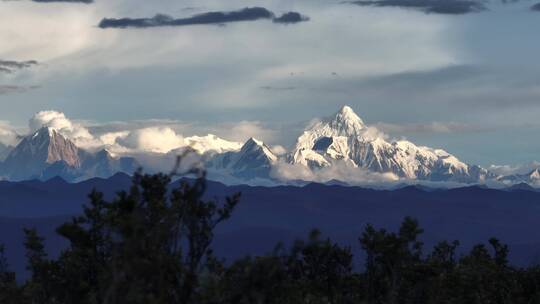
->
[1,169,540,304]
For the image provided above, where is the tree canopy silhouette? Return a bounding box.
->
[1,157,540,303]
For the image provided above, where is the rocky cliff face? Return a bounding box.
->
[0,127,137,181]
[1,127,82,180]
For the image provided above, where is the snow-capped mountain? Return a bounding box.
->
[288,106,491,183]
[498,168,540,186]
[0,127,138,181]
[206,137,277,180]
[184,134,242,154]
[0,106,535,187]
[0,127,82,180]
[76,149,139,180]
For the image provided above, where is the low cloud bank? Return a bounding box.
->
[0,124,19,147]
[270,160,399,186]
[25,111,245,156]
[116,127,185,154]
[488,162,540,176]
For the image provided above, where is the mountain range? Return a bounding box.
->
[287,106,492,183]
[0,106,536,187]
[2,173,540,278]
[0,127,138,181]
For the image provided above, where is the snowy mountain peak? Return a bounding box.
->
[287,105,488,183]
[15,127,81,167]
[293,106,367,154]
[206,137,277,181]
[1,126,83,180]
[336,105,364,125]
[326,105,365,137]
[240,138,277,162]
[184,134,242,154]
[498,167,540,185]
[243,137,263,149]
[32,126,53,139]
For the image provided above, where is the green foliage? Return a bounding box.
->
[1,167,540,303]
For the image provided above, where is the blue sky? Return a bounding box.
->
[1,0,540,167]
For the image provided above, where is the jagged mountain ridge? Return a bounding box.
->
[498,168,540,186]
[184,134,243,154]
[1,127,82,180]
[0,107,531,187]
[0,127,138,181]
[288,106,492,183]
[206,137,277,180]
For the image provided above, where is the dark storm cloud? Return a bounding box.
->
[98,7,309,29]
[531,3,540,10]
[272,12,310,24]
[349,0,486,14]
[0,60,38,74]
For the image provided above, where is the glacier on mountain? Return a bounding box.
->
[0,106,534,188]
[285,106,491,184]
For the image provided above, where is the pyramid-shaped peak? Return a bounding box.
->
[318,105,365,137]
[241,137,267,153]
[96,149,114,159]
[339,105,355,115]
[31,126,72,142]
[245,137,264,146]
[25,126,81,167]
[239,137,277,161]
[335,106,364,124]
[32,126,54,138]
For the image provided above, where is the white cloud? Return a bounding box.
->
[0,122,19,146]
[98,131,129,146]
[270,145,287,156]
[116,127,185,154]
[270,160,399,186]
[206,120,280,144]
[362,126,389,141]
[29,110,94,141]
[0,0,459,115]
[488,162,540,176]
[27,112,189,154]
[21,111,283,156]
